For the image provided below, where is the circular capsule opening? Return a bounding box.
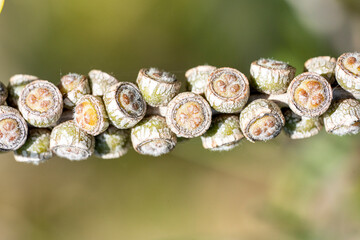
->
[343,55,360,76]
[175,101,205,132]
[75,100,99,132]
[0,118,21,148]
[248,115,280,141]
[211,72,244,98]
[137,138,174,156]
[146,68,176,83]
[60,74,84,93]
[25,87,54,113]
[116,85,145,117]
[293,79,326,110]
[52,146,91,160]
[257,59,288,69]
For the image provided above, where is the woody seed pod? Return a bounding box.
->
[335,52,360,98]
[240,99,285,142]
[88,70,119,96]
[0,82,8,105]
[185,65,216,95]
[131,115,177,156]
[7,74,38,107]
[94,126,130,159]
[103,82,146,129]
[166,92,212,138]
[58,73,91,109]
[205,67,250,113]
[250,58,296,94]
[304,56,336,84]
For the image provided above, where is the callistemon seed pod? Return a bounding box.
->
[239,99,285,142]
[335,52,360,97]
[287,72,332,118]
[0,106,28,151]
[282,108,321,139]
[7,74,38,107]
[131,115,177,156]
[18,80,63,127]
[304,56,336,84]
[14,128,52,165]
[205,67,250,113]
[103,82,146,129]
[50,120,95,160]
[201,115,243,151]
[88,69,119,97]
[58,73,91,109]
[322,98,360,136]
[185,65,216,95]
[166,92,212,138]
[249,58,296,94]
[74,95,109,136]
[136,68,181,107]
[0,82,8,105]
[94,126,130,159]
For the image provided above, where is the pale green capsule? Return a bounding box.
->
[335,52,360,98]
[94,126,130,159]
[283,108,321,139]
[88,70,119,97]
[185,65,216,95]
[304,56,336,84]
[7,74,38,107]
[58,73,91,109]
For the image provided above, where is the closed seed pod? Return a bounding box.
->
[201,114,243,151]
[287,72,332,117]
[166,92,212,138]
[185,65,216,95]
[94,126,130,159]
[14,128,52,165]
[50,120,95,160]
[335,52,360,97]
[0,82,8,105]
[249,58,296,94]
[136,68,181,107]
[240,99,285,142]
[0,106,28,151]
[58,73,91,109]
[74,95,109,136]
[18,80,63,127]
[304,56,336,84]
[205,67,250,113]
[7,74,38,107]
[103,82,146,129]
[131,115,177,156]
[88,70,119,97]
[322,98,360,136]
[282,108,322,139]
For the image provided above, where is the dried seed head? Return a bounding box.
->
[205,67,250,113]
[7,74,38,107]
[88,70,119,96]
[250,58,296,94]
[185,65,216,95]
[201,115,243,151]
[240,99,285,142]
[0,106,28,151]
[103,82,146,129]
[18,80,63,127]
[59,73,91,109]
[322,98,360,136]
[14,128,52,165]
[136,68,181,107]
[0,82,8,106]
[50,120,95,160]
[288,72,332,117]
[304,56,336,84]
[94,125,130,159]
[282,108,322,139]
[335,52,360,97]
[131,115,176,156]
[166,92,212,138]
[74,95,109,136]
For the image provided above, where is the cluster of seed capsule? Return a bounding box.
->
[1,52,360,164]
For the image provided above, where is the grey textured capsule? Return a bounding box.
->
[7,74,38,107]
[88,70,119,97]
[335,52,360,98]
[58,73,91,109]
[185,65,216,95]
[304,56,336,84]
[94,126,130,159]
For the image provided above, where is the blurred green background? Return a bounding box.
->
[1,0,360,239]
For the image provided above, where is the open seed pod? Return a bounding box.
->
[58,73,91,109]
[94,126,130,159]
[304,56,336,84]
[7,74,38,107]
[185,65,216,95]
[335,52,360,98]
[88,70,119,97]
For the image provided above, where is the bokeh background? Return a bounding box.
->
[1,0,360,239]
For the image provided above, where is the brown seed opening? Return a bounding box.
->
[25,87,54,112]
[293,79,325,110]
[75,101,98,131]
[0,119,20,145]
[212,72,243,98]
[248,115,278,140]
[175,102,204,131]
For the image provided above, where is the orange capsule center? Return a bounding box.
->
[60,76,82,93]
[0,118,20,145]
[175,102,204,131]
[212,73,242,98]
[294,79,325,110]
[344,56,360,76]
[75,101,98,131]
[25,87,54,112]
[249,115,277,140]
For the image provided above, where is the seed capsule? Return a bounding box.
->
[0,106,28,151]
[0,82,8,106]
[18,80,63,127]
[94,126,130,159]
[282,108,321,139]
[7,74,38,107]
[166,92,212,138]
[103,82,146,129]
[136,68,181,107]
[14,128,52,165]
[205,67,250,113]
[287,72,332,117]
[335,52,360,98]
[322,98,360,136]
[185,65,216,95]
[131,115,177,156]
[201,115,243,151]
[240,99,285,142]
[88,70,119,97]
[58,73,91,109]
[250,58,296,94]
[50,120,95,160]
[304,56,336,84]
[74,95,109,136]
